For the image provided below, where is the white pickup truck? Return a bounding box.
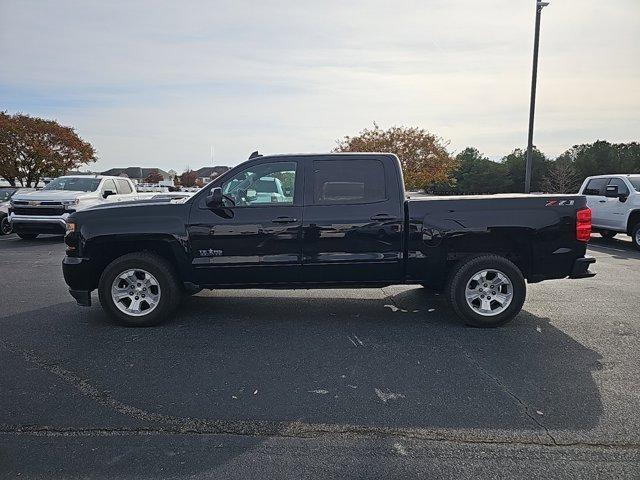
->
[578,174,640,250]
[9,175,138,239]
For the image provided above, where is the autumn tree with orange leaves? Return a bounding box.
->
[334,124,457,191]
[0,112,96,187]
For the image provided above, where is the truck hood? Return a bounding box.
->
[11,190,94,203]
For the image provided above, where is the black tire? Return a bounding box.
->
[600,230,617,239]
[631,223,640,251]
[445,254,526,328]
[98,252,181,327]
[16,232,38,240]
[0,215,11,235]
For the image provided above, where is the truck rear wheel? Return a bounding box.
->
[98,252,181,327]
[446,255,526,328]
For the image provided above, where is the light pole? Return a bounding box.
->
[524,0,549,194]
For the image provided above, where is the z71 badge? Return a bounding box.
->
[545,199,575,207]
[199,249,223,257]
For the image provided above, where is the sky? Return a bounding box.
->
[1,0,639,172]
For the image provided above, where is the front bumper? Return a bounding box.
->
[9,213,69,234]
[569,257,596,279]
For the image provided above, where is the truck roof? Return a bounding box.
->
[584,174,640,179]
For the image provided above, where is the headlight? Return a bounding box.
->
[66,222,76,234]
[62,199,80,208]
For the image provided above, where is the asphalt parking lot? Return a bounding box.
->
[1,234,639,478]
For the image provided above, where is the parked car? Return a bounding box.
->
[578,174,640,250]
[63,153,595,328]
[0,187,35,235]
[9,176,138,239]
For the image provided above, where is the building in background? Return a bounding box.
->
[194,166,230,185]
[100,167,172,184]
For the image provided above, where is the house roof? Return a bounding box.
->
[194,166,230,178]
[100,167,170,179]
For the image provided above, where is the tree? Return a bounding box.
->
[541,157,581,193]
[453,147,512,194]
[144,170,164,184]
[501,147,550,192]
[559,140,640,180]
[0,112,96,187]
[333,123,457,190]
[180,169,197,187]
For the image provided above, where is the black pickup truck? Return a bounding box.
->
[63,153,595,327]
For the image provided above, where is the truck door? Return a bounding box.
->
[187,159,303,286]
[301,156,404,284]
[582,177,609,228]
[601,177,631,230]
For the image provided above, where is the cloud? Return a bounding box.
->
[1,0,638,170]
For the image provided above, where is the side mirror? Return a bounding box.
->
[103,190,115,199]
[604,185,628,201]
[206,187,224,208]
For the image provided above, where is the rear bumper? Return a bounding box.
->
[569,257,596,279]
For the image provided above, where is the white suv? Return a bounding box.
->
[578,174,640,250]
[9,176,138,239]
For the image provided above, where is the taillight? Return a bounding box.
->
[576,207,592,242]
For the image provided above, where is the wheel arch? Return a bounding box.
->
[626,209,640,234]
[84,234,191,286]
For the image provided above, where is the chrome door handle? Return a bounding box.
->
[272,216,298,223]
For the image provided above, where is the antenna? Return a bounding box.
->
[249,150,261,159]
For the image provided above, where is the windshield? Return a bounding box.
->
[628,176,640,192]
[0,188,17,202]
[43,177,101,192]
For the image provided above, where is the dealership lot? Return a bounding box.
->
[0,235,639,478]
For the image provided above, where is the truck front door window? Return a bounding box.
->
[221,162,296,206]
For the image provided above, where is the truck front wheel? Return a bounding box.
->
[98,252,181,327]
[631,223,640,251]
[446,255,526,328]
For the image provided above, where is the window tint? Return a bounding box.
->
[313,159,386,204]
[629,177,640,192]
[583,178,608,196]
[103,179,117,194]
[220,162,296,206]
[116,179,133,194]
[607,178,629,195]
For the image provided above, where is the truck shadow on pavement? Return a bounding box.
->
[2,287,603,443]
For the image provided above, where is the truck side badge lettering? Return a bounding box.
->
[199,249,223,257]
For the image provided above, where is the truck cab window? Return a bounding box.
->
[607,178,629,196]
[583,178,608,196]
[312,159,386,205]
[221,162,296,206]
[116,179,133,194]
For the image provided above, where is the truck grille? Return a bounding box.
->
[13,207,66,216]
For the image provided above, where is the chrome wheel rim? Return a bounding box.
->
[111,269,161,317]
[465,269,513,317]
[0,217,11,235]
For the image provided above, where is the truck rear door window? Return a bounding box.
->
[116,179,133,194]
[312,160,386,204]
[583,178,608,196]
